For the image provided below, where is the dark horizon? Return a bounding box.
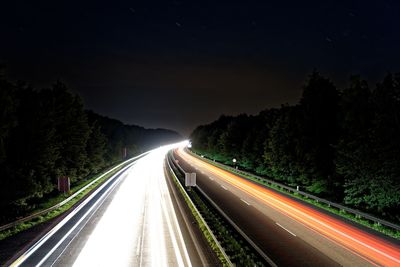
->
[2,0,400,136]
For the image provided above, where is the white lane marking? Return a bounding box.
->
[163,194,192,267]
[208,176,214,181]
[241,199,251,206]
[221,185,228,191]
[136,236,141,256]
[276,222,296,237]
[138,198,147,266]
[49,174,126,267]
[36,169,129,266]
[221,167,400,264]
[161,198,185,266]
[181,149,400,265]
[160,167,192,266]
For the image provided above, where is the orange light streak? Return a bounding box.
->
[177,149,400,267]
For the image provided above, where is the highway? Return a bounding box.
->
[175,147,400,267]
[10,144,205,267]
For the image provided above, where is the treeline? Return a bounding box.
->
[0,75,181,223]
[190,71,400,222]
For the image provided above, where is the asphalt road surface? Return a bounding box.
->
[10,144,208,267]
[175,147,400,267]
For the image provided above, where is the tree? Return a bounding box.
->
[336,76,372,202]
[264,106,304,185]
[86,123,107,173]
[0,77,17,163]
[0,77,181,223]
[218,114,249,162]
[52,81,91,182]
[336,74,400,219]
[189,71,400,220]
[298,71,339,195]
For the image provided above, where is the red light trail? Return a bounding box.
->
[178,149,400,267]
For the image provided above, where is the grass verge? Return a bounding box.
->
[166,160,230,266]
[0,161,131,241]
[168,154,268,266]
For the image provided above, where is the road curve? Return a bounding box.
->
[176,147,400,267]
[11,144,202,267]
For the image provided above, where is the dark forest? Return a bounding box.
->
[0,72,181,223]
[190,71,400,223]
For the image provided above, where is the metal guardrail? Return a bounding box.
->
[169,151,186,175]
[0,152,149,232]
[187,149,400,232]
[165,153,232,266]
[170,151,277,266]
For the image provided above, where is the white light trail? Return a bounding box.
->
[73,142,191,266]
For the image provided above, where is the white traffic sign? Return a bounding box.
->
[185,173,196,187]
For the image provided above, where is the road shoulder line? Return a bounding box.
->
[276,222,296,237]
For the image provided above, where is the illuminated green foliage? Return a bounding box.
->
[191,72,400,223]
[0,74,180,225]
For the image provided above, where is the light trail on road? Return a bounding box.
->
[73,144,191,267]
[178,147,400,267]
[12,143,193,267]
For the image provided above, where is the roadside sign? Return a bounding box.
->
[185,173,196,187]
[58,176,70,193]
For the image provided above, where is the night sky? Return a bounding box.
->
[1,0,400,136]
